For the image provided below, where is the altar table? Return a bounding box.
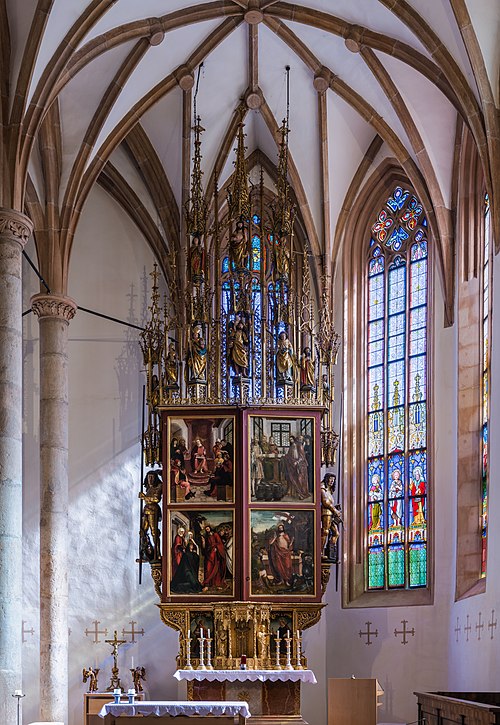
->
[175,669,316,724]
[98,700,250,725]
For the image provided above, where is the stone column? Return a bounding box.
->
[31,293,77,723]
[0,208,32,724]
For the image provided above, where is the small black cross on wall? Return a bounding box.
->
[454,617,461,642]
[85,620,108,644]
[359,621,378,645]
[464,615,472,642]
[476,612,485,641]
[394,619,415,645]
[488,610,497,640]
[22,621,34,643]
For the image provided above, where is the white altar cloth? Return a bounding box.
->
[174,669,317,684]
[98,701,251,718]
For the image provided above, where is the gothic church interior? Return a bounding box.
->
[0,1,499,724]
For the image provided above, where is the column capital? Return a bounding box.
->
[31,293,77,322]
[0,207,33,249]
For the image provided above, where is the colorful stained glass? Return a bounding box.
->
[481,193,491,578]
[366,185,428,591]
[251,235,261,271]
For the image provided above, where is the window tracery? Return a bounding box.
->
[366,186,428,591]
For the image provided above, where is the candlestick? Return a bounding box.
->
[113,688,121,704]
[206,636,213,670]
[295,631,304,670]
[284,633,293,671]
[197,635,207,670]
[12,690,25,725]
[240,654,247,670]
[274,635,282,670]
[127,688,136,704]
[185,632,193,670]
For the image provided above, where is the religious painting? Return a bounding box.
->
[189,612,215,657]
[249,415,315,503]
[167,415,235,504]
[249,509,315,597]
[168,510,234,598]
[269,612,293,654]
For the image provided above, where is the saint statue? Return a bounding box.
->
[165,342,179,388]
[189,233,205,284]
[139,470,163,561]
[276,331,294,385]
[186,322,207,382]
[320,473,342,560]
[274,234,291,281]
[130,666,146,692]
[227,316,250,377]
[82,666,99,693]
[300,346,315,391]
[229,218,248,271]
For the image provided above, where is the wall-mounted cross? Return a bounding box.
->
[359,621,378,645]
[122,620,145,643]
[394,620,415,645]
[85,620,108,644]
[476,612,484,641]
[454,617,461,643]
[488,610,497,640]
[22,621,34,643]
[464,615,472,642]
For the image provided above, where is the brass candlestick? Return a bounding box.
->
[206,637,213,670]
[185,632,193,670]
[274,635,282,670]
[295,631,304,670]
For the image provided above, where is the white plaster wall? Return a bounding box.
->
[22,186,178,725]
[323,249,458,724]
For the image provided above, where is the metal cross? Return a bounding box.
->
[488,609,497,640]
[394,619,415,645]
[464,615,472,642]
[22,621,34,643]
[476,611,484,641]
[359,621,378,645]
[85,620,108,644]
[122,620,145,643]
[454,617,461,643]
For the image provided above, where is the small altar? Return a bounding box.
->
[98,700,250,724]
[175,669,317,725]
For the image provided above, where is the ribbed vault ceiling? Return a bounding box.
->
[4,0,499,319]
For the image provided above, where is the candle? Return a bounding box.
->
[287,630,290,639]
[14,690,22,697]
[131,656,134,669]
[200,627,204,639]
[208,629,211,639]
[128,689,135,695]
[188,629,191,638]
[114,688,121,694]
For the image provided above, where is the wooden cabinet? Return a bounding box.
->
[84,693,144,725]
[328,678,383,725]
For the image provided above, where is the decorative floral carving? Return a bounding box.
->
[0,210,33,246]
[31,294,77,322]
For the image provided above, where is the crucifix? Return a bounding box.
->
[454,617,461,643]
[359,621,378,645]
[488,610,497,640]
[105,630,127,691]
[122,621,145,643]
[394,619,415,645]
[464,614,472,642]
[85,620,108,644]
[476,612,484,641]
[22,621,34,643]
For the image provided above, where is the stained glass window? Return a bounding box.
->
[481,193,491,578]
[367,186,428,590]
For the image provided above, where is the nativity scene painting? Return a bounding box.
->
[168,416,235,503]
[249,415,315,503]
[168,510,234,598]
[250,509,315,597]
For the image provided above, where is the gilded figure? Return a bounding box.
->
[229,218,248,271]
[83,666,99,693]
[186,322,207,382]
[320,473,342,560]
[139,470,163,561]
[300,346,315,391]
[276,331,294,384]
[228,315,250,377]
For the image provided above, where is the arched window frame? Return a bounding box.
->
[343,169,433,607]
[455,127,491,600]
